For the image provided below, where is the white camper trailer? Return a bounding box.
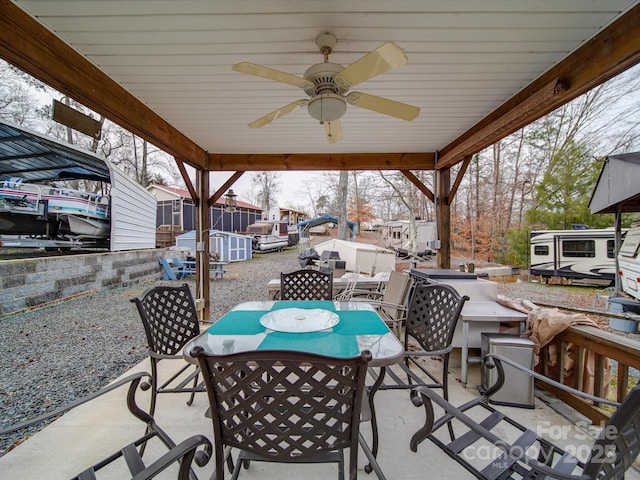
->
[530,228,622,286]
[618,225,640,301]
[382,220,436,257]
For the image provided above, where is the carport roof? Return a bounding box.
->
[589,152,640,214]
[0,120,111,183]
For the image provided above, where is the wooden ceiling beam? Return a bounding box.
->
[206,153,435,171]
[0,1,207,170]
[437,3,640,169]
[448,156,471,204]
[175,158,198,203]
[401,170,434,203]
[209,171,245,207]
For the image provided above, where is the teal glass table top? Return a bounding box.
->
[184,300,403,367]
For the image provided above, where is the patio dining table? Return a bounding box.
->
[183,300,404,480]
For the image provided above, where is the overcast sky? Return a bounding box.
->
[209,170,326,212]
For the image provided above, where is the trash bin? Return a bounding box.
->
[481,333,535,408]
[607,297,640,333]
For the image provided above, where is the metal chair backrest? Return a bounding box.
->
[583,382,640,479]
[378,271,413,321]
[280,269,333,300]
[132,283,200,355]
[195,349,372,480]
[405,283,468,352]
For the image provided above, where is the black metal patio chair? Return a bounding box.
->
[193,348,374,480]
[410,354,640,480]
[363,283,468,472]
[280,268,333,300]
[0,372,211,480]
[368,283,468,400]
[131,284,206,419]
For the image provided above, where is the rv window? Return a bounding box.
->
[534,245,549,256]
[607,239,615,258]
[562,239,595,258]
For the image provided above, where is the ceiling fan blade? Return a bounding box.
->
[346,92,420,121]
[324,120,343,144]
[233,62,314,89]
[248,99,308,128]
[335,42,408,89]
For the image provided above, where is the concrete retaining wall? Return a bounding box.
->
[0,249,176,317]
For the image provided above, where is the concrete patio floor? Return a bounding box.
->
[1,351,638,480]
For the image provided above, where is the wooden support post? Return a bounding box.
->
[195,168,211,321]
[435,167,451,269]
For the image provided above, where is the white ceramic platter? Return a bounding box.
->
[259,308,339,333]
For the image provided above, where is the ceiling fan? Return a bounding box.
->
[232,32,420,144]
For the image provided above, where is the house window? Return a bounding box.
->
[172,199,181,212]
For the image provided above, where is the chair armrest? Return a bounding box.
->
[348,290,384,301]
[406,346,453,358]
[485,354,620,407]
[354,298,407,312]
[131,434,212,480]
[409,385,584,480]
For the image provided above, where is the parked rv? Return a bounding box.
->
[618,225,640,301]
[382,220,436,257]
[530,228,624,286]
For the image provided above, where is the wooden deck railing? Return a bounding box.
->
[538,322,640,424]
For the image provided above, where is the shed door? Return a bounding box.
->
[228,235,250,261]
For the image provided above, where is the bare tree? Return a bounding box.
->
[337,171,349,240]
[0,60,51,128]
[251,172,280,218]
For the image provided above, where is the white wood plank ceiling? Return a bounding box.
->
[13,0,640,155]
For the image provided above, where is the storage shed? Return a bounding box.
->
[175,229,252,262]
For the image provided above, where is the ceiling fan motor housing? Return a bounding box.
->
[304,62,348,123]
[303,63,348,96]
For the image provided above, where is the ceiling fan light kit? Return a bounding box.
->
[233,31,420,142]
[307,93,347,123]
